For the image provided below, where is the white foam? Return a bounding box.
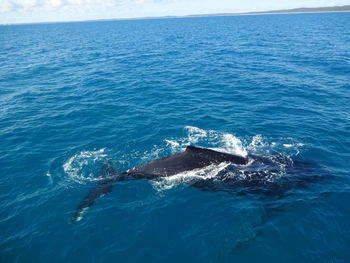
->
[164,126,248,157]
[63,148,108,184]
[220,133,247,157]
[164,139,180,152]
[184,126,208,144]
[247,134,268,152]
[152,162,230,191]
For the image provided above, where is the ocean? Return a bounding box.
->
[0,12,350,262]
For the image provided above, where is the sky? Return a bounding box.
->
[0,0,349,24]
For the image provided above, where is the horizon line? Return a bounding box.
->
[1,4,350,26]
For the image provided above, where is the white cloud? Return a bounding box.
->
[50,0,62,8]
[0,0,123,12]
[0,1,11,12]
[0,0,42,12]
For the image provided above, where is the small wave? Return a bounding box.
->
[62,148,109,184]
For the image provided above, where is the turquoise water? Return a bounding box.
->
[1,13,350,262]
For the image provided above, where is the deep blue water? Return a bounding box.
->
[1,12,350,262]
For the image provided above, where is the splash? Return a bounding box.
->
[164,126,247,157]
[247,134,304,156]
[212,133,248,157]
[248,135,268,152]
[63,148,109,184]
[152,162,230,191]
[164,139,180,152]
[185,126,208,144]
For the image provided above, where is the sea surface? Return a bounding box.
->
[1,12,350,262]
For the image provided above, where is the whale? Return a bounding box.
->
[71,145,322,222]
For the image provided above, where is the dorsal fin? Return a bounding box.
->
[185,145,206,152]
[185,145,227,155]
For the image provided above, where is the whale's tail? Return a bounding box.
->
[70,162,126,223]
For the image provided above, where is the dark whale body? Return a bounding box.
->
[71,145,321,222]
[128,145,247,179]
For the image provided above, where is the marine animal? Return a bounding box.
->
[71,145,321,222]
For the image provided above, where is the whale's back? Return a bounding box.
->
[127,145,248,179]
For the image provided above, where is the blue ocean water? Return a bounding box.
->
[1,12,350,262]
